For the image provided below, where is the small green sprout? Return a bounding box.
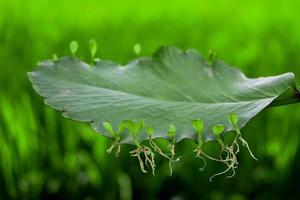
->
[192,119,204,146]
[52,54,58,61]
[103,122,122,157]
[165,124,181,175]
[192,119,206,171]
[133,43,141,55]
[103,122,120,141]
[124,120,144,147]
[208,49,217,64]
[89,39,98,60]
[70,40,79,56]
[227,113,257,160]
[117,121,126,133]
[146,127,154,137]
[168,124,176,144]
[124,120,155,175]
[213,124,225,136]
[228,113,239,126]
[213,124,225,145]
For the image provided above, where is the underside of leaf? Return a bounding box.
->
[28,46,300,145]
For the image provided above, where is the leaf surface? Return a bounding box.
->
[28,47,300,144]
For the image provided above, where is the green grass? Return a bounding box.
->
[1,0,300,199]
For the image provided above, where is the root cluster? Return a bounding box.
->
[107,133,256,180]
[128,139,182,176]
[130,146,156,175]
[149,139,181,175]
[194,134,257,181]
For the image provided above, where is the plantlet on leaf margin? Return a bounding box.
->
[124,120,156,175]
[146,127,175,175]
[89,39,100,63]
[52,54,58,61]
[166,124,181,176]
[133,43,141,55]
[228,113,258,160]
[209,123,239,182]
[190,121,238,180]
[207,49,217,64]
[103,122,123,157]
[213,124,225,145]
[70,41,79,56]
[192,119,207,171]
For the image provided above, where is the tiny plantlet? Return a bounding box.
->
[103,121,121,157]
[192,119,206,171]
[207,49,217,64]
[70,40,79,56]
[124,120,156,175]
[133,43,141,55]
[228,113,258,160]
[89,39,98,61]
[28,42,300,180]
[52,54,58,61]
[166,124,181,175]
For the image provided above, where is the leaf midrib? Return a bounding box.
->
[50,79,275,106]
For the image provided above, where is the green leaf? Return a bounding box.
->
[168,124,176,144]
[103,122,114,136]
[228,113,238,126]
[146,127,154,136]
[192,119,204,145]
[89,39,97,59]
[123,120,144,137]
[103,121,119,141]
[192,119,204,134]
[133,43,141,55]
[212,124,225,136]
[28,46,300,145]
[70,41,79,56]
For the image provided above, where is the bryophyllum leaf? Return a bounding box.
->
[28,46,300,145]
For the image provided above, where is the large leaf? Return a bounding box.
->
[28,46,300,144]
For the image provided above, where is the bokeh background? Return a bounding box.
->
[1,0,300,199]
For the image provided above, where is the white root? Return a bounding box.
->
[196,131,256,181]
[167,144,181,176]
[238,136,258,160]
[107,141,121,157]
[130,146,156,175]
[149,139,181,176]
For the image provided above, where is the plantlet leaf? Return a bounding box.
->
[70,41,79,56]
[118,122,126,133]
[192,119,204,134]
[123,120,144,137]
[212,124,225,136]
[52,54,58,61]
[103,122,114,136]
[89,39,97,59]
[133,43,141,55]
[228,113,239,126]
[103,121,120,141]
[146,127,154,136]
[192,119,204,146]
[28,46,300,145]
[123,120,136,133]
[168,124,176,141]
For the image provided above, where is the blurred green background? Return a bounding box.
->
[1,0,300,199]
